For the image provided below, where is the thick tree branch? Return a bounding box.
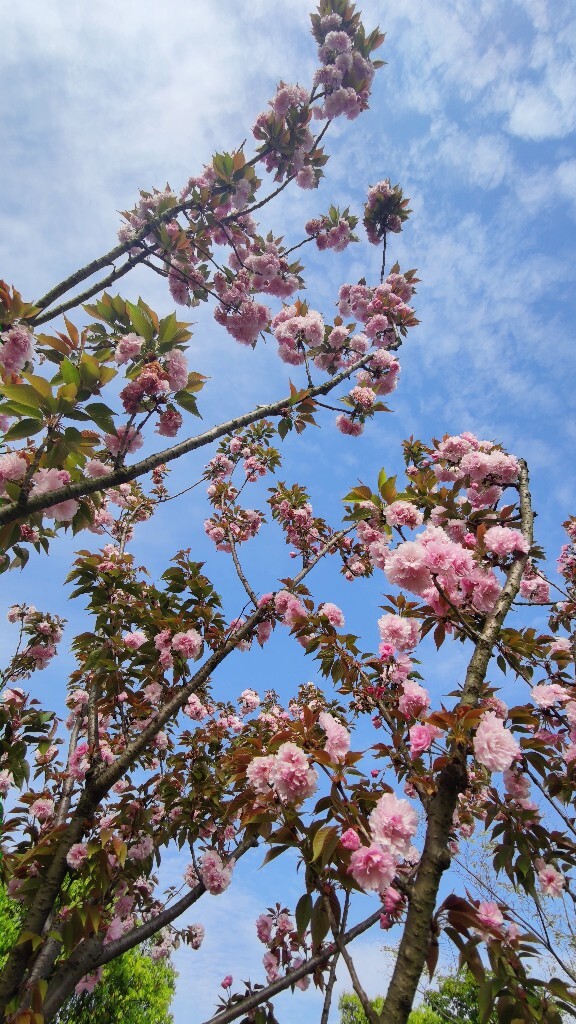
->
[200,908,383,1024]
[40,836,257,1020]
[0,529,346,1015]
[0,354,371,530]
[379,461,534,1024]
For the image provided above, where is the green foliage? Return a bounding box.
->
[423,970,497,1024]
[338,969,498,1024]
[0,887,23,972]
[54,945,176,1024]
[0,887,175,1024]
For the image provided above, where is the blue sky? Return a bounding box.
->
[1,0,576,1021]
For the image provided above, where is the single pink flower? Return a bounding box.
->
[473,712,519,772]
[318,710,350,762]
[349,843,397,893]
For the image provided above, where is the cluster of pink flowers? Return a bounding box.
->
[319,602,345,628]
[186,923,205,950]
[30,468,79,522]
[0,324,35,375]
[348,791,418,893]
[384,500,424,530]
[272,305,324,366]
[233,242,300,299]
[254,907,309,989]
[272,497,322,557]
[484,525,529,557]
[171,629,203,659]
[409,723,441,759]
[363,180,409,242]
[520,560,550,603]
[204,508,263,551]
[305,211,356,252]
[247,741,318,804]
[114,332,145,365]
[433,433,519,501]
[104,425,144,458]
[119,361,170,415]
[199,849,233,894]
[384,524,500,613]
[536,861,565,898]
[213,270,270,346]
[312,19,375,121]
[66,843,89,869]
[377,613,419,653]
[398,680,430,720]
[238,688,261,715]
[338,273,416,348]
[274,590,307,626]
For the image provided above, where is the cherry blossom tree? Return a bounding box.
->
[1,2,575,1024]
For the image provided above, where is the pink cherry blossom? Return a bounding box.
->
[336,414,364,436]
[75,969,103,996]
[0,325,35,374]
[187,924,205,950]
[409,723,441,759]
[377,613,419,652]
[103,425,144,456]
[114,333,144,365]
[256,913,274,943]
[270,742,318,804]
[477,901,504,931]
[398,681,430,719]
[0,452,27,492]
[29,797,54,821]
[66,844,89,869]
[123,630,147,649]
[484,525,529,557]
[318,710,350,762]
[531,683,570,708]
[349,843,397,892]
[199,849,233,894]
[384,541,431,595]
[537,863,565,898]
[384,501,424,530]
[171,629,202,659]
[369,792,418,858]
[341,828,361,851]
[319,602,345,628]
[263,951,280,983]
[30,468,79,522]
[473,712,519,772]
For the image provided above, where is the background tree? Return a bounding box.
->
[0,889,175,1024]
[53,946,176,1024]
[339,970,499,1024]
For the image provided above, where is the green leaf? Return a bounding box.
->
[4,417,44,441]
[1,384,42,411]
[312,825,339,863]
[158,313,179,345]
[310,897,330,952]
[295,893,313,938]
[59,359,81,386]
[174,390,201,416]
[126,301,154,342]
[85,402,117,434]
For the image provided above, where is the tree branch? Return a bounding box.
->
[200,908,383,1024]
[0,353,371,530]
[40,836,257,1020]
[379,461,534,1024]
